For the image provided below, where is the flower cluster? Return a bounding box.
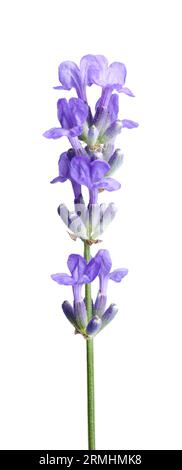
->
[51,250,128,337]
[44,54,138,336]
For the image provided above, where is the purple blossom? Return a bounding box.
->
[94,93,119,133]
[50,149,82,200]
[53,56,134,136]
[94,249,128,296]
[92,249,128,322]
[90,56,136,132]
[51,151,70,184]
[51,253,100,311]
[51,251,128,336]
[54,55,111,101]
[43,97,88,140]
[55,55,133,96]
[94,92,138,139]
[51,254,99,293]
[82,55,134,95]
[54,60,85,99]
[70,157,121,203]
[52,254,100,333]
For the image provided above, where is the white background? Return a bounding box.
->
[0,0,182,450]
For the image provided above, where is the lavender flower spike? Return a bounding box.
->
[44,54,138,450]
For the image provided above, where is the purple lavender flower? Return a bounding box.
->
[93,249,128,319]
[53,55,137,136]
[70,156,121,205]
[44,54,137,338]
[82,55,133,95]
[43,97,88,140]
[54,55,110,102]
[79,249,128,335]
[84,55,136,133]
[94,93,136,141]
[51,254,99,294]
[44,54,138,451]
[95,93,119,131]
[95,249,128,295]
[87,56,134,129]
[52,254,100,333]
[54,55,133,97]
[50,149,83,201]
[94,92,138,140]
[54,60,85,99]
[51,153,119,240]
[51,250,127,337]
[51,151,70,184]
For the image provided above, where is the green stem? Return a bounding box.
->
[84,242,95,450]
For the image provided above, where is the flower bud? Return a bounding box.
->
[93,293,107,317]
[69,214,87,239]
[57,203,69,225]
[88,203,100,237]
[102,120,122,142]
[102,143,115,162]
[86,316,102,336]
[87,125,99,147]
[101,303,118,330]
[74,300,87,331]
[74,194,88,225]
[101,203,117,233]
[62,301,76,328]
[107,149,124,176]
[92,203,117,238]
[58,203,87,239]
